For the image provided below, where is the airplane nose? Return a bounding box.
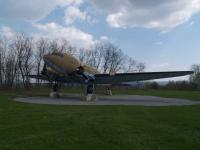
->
[43,54,56,69]
[43,54,52,63]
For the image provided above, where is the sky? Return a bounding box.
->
[0,0,200,80]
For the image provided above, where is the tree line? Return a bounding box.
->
[138,64,200,90]
[143,81,197,90]
[0,33,145,89]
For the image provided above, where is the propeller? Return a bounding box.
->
[76,66,84,74]
[76,66,95,83]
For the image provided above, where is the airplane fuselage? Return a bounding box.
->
[44,52,100,76]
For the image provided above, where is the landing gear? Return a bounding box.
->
[106,87,112,96]
[53,83,58,92]
[87,84,94,94]
[85,83,97,101]
[50,82,60,98]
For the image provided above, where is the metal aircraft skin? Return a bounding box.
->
[29,52,193,85]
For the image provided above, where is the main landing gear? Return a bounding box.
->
[87,84,94,94]
[85,83,97,101]
[49,82,97,101]
[50,82,60,98]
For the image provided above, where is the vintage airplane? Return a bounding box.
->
[28,52,193,94]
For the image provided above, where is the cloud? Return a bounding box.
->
[0,0,84,21]
[63,1,96,25]
[0,24,109,49]
[0,26,15,38]
[100,36,109,41]
[189,21,195,26]
[155,41,163,45]
[0,0,59,21]
[33,22,95,48]
[64,6,87,24]
[91,0,200,30]
[1,0,199,31]
[57,0,83,7]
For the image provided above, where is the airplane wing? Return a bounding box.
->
[27,75,80,83]
[28,71,193,84]
[28,75,51,81]
[94,71,193,84]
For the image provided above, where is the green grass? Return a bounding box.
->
[55,87,200,101]
[111,89,200,101]
[5,87,200,100]
[0,89,200,150]
[62,86,200,101]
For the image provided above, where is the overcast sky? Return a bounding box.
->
[0,0,200,80]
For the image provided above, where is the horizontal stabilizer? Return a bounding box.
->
[95,71,193,84]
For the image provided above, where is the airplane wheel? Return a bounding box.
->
[53,83,58,92]
[87,84,94,94]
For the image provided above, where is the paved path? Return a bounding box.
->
[13,94,200,106]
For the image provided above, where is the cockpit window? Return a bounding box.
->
[51,52,64,57]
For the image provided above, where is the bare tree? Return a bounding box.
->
[123,56,137,73]
[35,38,49,86]
[102,44,112,73]
[59,39,77,55]
[109,48,125,73]
[136,62,146,72]
[101,43,125,74]
[88,43,104,70]
[48,39,60,53]
[4,47,17,88]
[0,39,3,87]
[78,42,126,74]
[10,33,33,87]
[48,38,76,54]
[0,38,6,87]
[190,64,200,88]
[78,48,88,62]
[22,38,33,87]
[79,48,103,70]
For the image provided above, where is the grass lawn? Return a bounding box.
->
[111,89,200,101]
[2,87,200,100]
[0,89,200,150]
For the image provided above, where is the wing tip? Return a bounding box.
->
[183,71,193,75]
